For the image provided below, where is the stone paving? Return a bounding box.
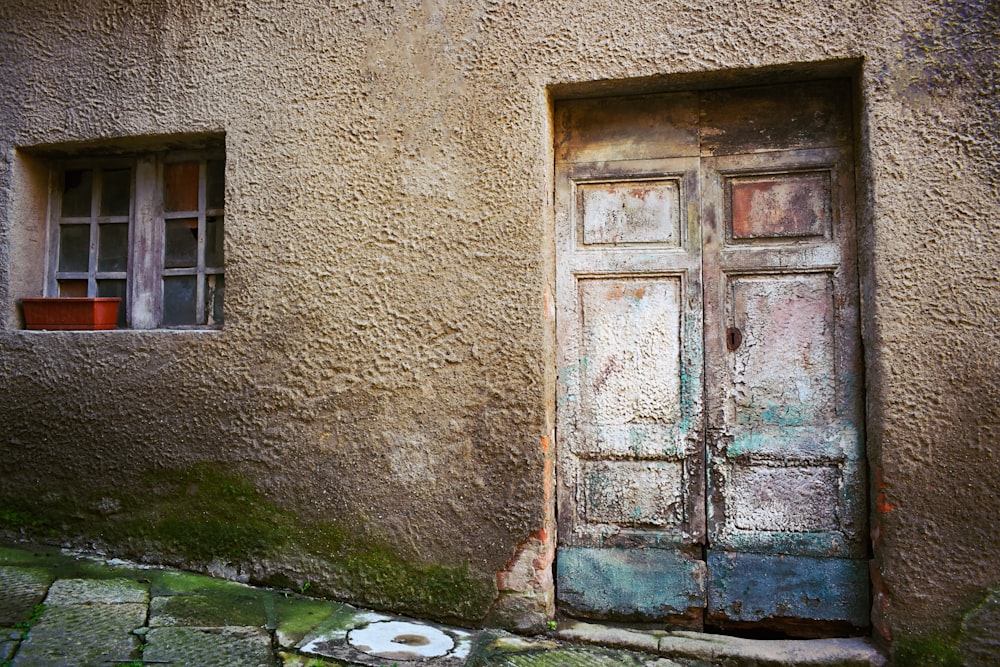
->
[0,542,886,666]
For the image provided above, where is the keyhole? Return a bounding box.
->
[726,327,743,352]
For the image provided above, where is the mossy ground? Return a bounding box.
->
[0,463,495,622]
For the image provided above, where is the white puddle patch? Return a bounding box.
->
[297,611,391,654]
[451,628,473,659]
[348,620,454,660]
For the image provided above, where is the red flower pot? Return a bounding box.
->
[21,298,121,330]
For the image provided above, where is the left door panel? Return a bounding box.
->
[554,94,706,625]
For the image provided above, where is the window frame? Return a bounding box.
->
[46,157,135,317]
[45,150,225,330]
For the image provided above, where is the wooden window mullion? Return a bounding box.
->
[196,159,207,325]
[45,170,62,297]
[124,162,137,327]
[129,156,162,329]
[88,170,102,296]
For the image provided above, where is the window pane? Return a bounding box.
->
[162,276,197,326]
[164,218,198,268]
[207,274,224,325]
[58,224,91,272]
[100,168,131,216]
[62,169,92,217]
[98,223,128,272]
[207,159,225,209]
[164,161,199,212]
[97,279,127,328]
[205,216,223,268]
[58,280,88,297]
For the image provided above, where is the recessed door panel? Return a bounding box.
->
[727,272,836,426]
[584,460,685,528]
[729,171,831,241]
[579,277,682,428]
[580,181,683,246]
[728,464,841,532]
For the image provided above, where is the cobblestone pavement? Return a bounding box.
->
[0,542,885,666]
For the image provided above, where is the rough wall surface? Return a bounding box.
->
[858,1,1000,660]
[0,0,996,656]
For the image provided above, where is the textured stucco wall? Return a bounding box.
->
[0,0,997,653]
[856,1,1000,658]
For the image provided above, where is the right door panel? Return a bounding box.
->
[702,145,868,628]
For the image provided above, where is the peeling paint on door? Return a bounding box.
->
[730,172,830,240]
[581,182,682,246]
[555,92,706,626]
[579,278,682,428]
[727,273,836,426]
[555,80,867,634]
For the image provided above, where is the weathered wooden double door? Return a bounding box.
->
[554,81,868,632]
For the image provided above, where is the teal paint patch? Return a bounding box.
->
[556,547,704,621]
[706,551,868,626]
[738,402,813,427]
[720,531,853,559]
[726,425,858,459]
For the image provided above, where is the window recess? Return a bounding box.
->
[47,152,225,329]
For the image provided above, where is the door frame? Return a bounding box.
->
[545,70,875,637]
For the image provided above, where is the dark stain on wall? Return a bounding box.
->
[0,461,497,624]
[894,0,999,182]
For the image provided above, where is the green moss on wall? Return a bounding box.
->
[894,635,963,667]
[0,492,83,537]
[0,462,495,622]
[0,507,53,533]
[894,586,1000,667]
[111,464,290,561]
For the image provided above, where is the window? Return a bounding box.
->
[48,152,225,329]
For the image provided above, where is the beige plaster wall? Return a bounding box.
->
[0,0,996,652]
